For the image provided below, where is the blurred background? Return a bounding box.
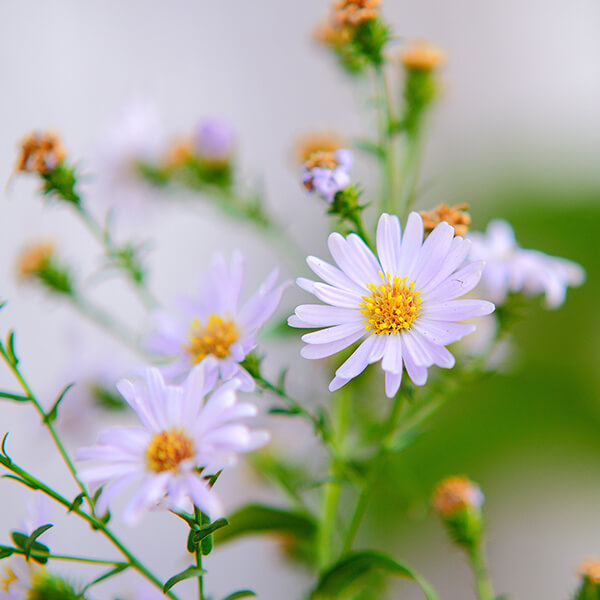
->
[0,1,599,599]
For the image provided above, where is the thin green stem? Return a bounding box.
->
[75,205,158,310]
[317,390,350,570]
[467,541,495,600]
[373,65,399,215]
[341,391,404,554]
[1,355,94,514]
[9,548,126,567]
[0,458,180,600]
[193,507,205,600]
[69,293,143,356]
[397,128,422,221]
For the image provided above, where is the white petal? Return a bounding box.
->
[412,221,455,287]
[306,256,364,294]
[335,336,376,379]
[384,370,402,398]
[412,319,476,345]
[302,322,365,344]
[300,330,365,359]
[308,282,362,308]
[422,299,495,321]
[397,212,424,276]
[381,335,403,373]
[294,304,363,327]
[402,348,428,386]
[376,213,402,275]
[424,261,485,303]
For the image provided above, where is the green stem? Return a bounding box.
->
[467,541,495,600]
[397,128,422,221]
[0,458,180,600]
[69,293,143,356]
[341,391,404,554]
[374,65,398,215]
[10,548,126,567]
[0,356,94,514]
[75,205,158,310]
[193,507,205,600]
[317,390,350,569]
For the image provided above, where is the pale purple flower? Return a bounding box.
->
[468,219,585,308]
[289,212,495,397]
[18,491,52,539]
[0,558,39,600]
[91,98,165,213]
[193,119,235,162]
[302,149,353,203]
[77,362,269,525]
[145,252,287,391]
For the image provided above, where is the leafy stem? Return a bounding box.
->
[467,540,495,600]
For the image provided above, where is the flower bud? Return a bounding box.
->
[16,131,65,175]
[193,119,235,165]
[432,476,485,548]
[332,0,381,29]
[16,241,73,296]
[295,132,344,164]
[302,149,353,203]
[420,203,471,237]
[400,41,446,72]
[575,558,600,599]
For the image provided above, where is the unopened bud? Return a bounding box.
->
[16,131,65,175]
[16,241,55,280]
[576,558,600,599]
[401,41,446,71]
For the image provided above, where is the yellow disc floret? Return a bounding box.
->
[185,314,239,363]
[146,428,195,473]
[0,565,17,592]
[360,272,422,334]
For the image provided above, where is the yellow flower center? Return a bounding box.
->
[184,314,239,363]
[0,566,17,592]
[359,272,422,334]
[146,428,195,473]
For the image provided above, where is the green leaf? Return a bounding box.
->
[268,406,301,416]
[222,591,256,600]
[2,474,39,491]
[68,492,85,513]
[311,551,439,600]
[5,330,18,366]
[44,383,75,424]
[188,518,228,550]
[0,546,15,559]
[353,138,385,159]
[214,504,316,546]
[0,391,30,403]
[10,530,51,564]
[80,563,129,594]
[163,566,206,593]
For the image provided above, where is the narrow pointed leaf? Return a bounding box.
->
[80,563,129,594]
[163,566,206,593]
[0,546,15,559]
[223,591,256,600]
[0,391,30,403]
[6,331,18,366]
[311,551,439,600]
[44,383,75,423]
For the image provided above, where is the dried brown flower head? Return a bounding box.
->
[432,475,484,517]
[332,0,381,28]
[420,203,471,237]
[400,41,446,71]
[296,132,344,164]
[17,241,55,279]
[16,131,65,175]
[313,19,351,47]
[304,151,339,171]
[164,139,194,170]
[579,559,600,584]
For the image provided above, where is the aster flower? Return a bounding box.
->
[302,149,353,203]
[15,131,65,175]
[193,119,235,165]
[0,559,78,600]
[145,252,286,391]
[289,212,494,397]
[468,219,585,309]
[77,363,269,525]
[91,99,165,213]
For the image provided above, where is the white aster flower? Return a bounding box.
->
[468,219,585,309]
[289,212,495,397]
[91,98,165,213]
[145,252,287,391]
[0,558,38,600]
[77,362,269,525]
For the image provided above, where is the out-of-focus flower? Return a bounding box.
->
[92,99,165,212]
[432,475,484,517]
[146,252,286,391]
[16,241,54,280]
[18,491,52,538]
[193,119,235,165]
[295,132,344,164]
[400,40,446,71]
[163,139,195,170]
[420,203,470,237]
[314,18,351,48]
[332,0,381,28]
[15,131,65,175]
[578,558,600,584]
[468,219,585,309]
[289,212,494,397]
[0,558,78,600]
[77,363,269,524]
[302,149,353,203]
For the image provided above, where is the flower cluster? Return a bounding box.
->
[302,148,353,203]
